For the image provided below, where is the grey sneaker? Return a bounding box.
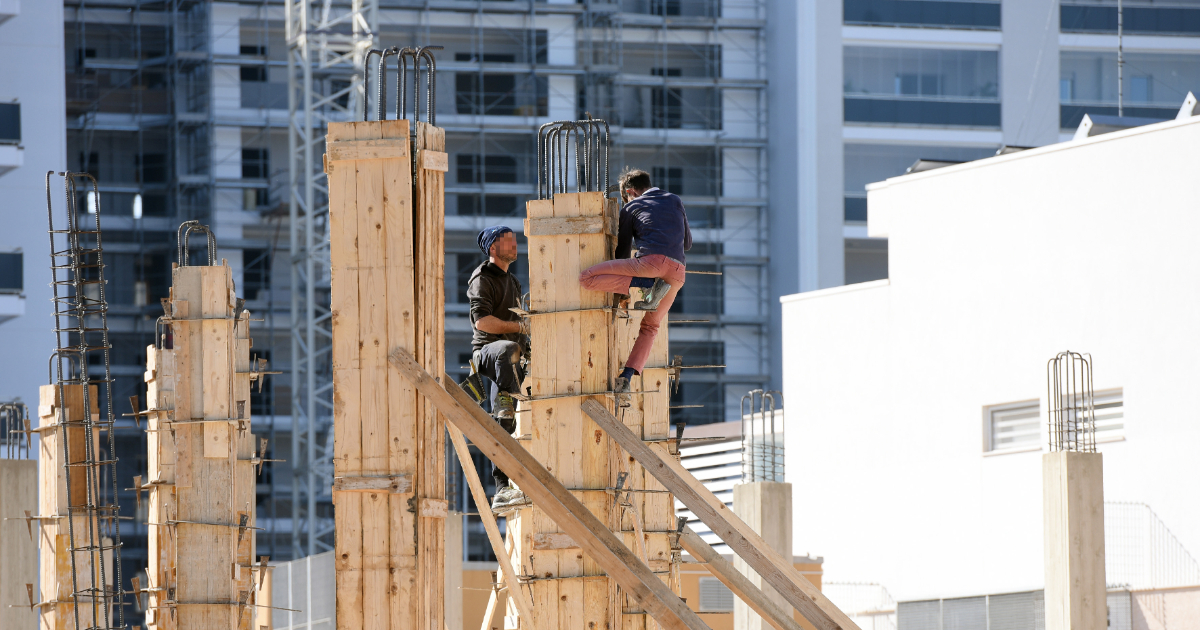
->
[491,484,529,515]
[494,392,516,422]
[633,278,672,311]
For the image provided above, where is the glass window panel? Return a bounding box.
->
[844,143,996,195]
[844,47,1000,100]
[845,0,1001,30]
[1060,50,1200,107]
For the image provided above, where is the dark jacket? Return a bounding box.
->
[467,261,524,351]
[615,188,693,263]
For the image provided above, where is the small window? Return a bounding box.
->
[984,400,1041,453]
[1094,389,1124,442]
[698,577,733,612]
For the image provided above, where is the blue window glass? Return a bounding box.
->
[845,0,1001,30]
[1062,4,1200,35]
[1060,50,1200,127]
[0,103,19,144]
[845,46,1001,127]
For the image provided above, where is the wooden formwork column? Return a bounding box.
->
[325,118,446,630]
[37,383,104,630]
[142,261,260,629]
[513,190,655,630]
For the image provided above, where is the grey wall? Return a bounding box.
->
[1002,0,1062,146]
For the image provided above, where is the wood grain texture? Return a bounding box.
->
[140,263,258,630]
[387,350,710,630]
[326,119,440,630]
[580,400,858,630]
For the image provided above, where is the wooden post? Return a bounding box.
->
[142,261,259,630]
[37,383,101,630]
[325,118,446,630]
[1043,451,1106,630]
[0,457,35,629]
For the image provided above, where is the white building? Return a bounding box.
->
[0,1,65,402]
[780,111,1200,603]
[769,0,1200,389]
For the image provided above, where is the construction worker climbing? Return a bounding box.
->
[467,225,530,514]
[579,168,692,393]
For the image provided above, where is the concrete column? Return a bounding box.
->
[446,512,464,630]
[1043,452,1106,630]
[733,481,793,630]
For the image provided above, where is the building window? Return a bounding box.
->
[652,167,684,196]
[137,153,167,183]
[984,400,1040,453]
[243,248,271,301]
[698,577,734,612]
[1059,51,1198,128]
[240,66,267,82]
[0,103,19,144]
[670,263,722,315]
[843,144,996,220]
[1061,3,1200,36]
[1094,389,1124,443]
[455,195,520,217]
[454,53,548,117]
[844,47,1001,128]
[0,252,22,294]
[457,154,519,184]
[243,148,269,179]
[845,0,1001,30]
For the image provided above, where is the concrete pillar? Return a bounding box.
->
[733,481,793,630]
[1043,452,1106,630]
[446,512,464,630]
[0,459,36,630]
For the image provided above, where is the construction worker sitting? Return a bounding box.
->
[467,225,530,514]
[579,168,692,393]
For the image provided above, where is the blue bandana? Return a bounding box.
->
[477,225,513,256]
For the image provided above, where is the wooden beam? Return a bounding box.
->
[387,348,711,630]
[579,399,859,630]
[677,528,806,630]
[445,423,537,626]
[523,215,615,237]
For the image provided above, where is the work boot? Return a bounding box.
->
[633,278,672,311]
[491,483,529,515]
[494,392,516,422]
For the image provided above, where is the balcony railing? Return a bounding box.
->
[845,0,1001,30]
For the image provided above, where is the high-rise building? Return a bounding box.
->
[52,0,770,572]
[768,0,1200,384]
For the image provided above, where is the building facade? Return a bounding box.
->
[781,114,1200,604]
[768,0,1200,386]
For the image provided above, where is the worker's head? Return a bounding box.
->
[619,168,652,203]
[478,225,518,264]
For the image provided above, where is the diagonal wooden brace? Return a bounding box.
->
[580,398,860,630]
[387,347,710,630]
[677,527,807,630]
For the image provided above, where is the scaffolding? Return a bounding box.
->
[286,0,379,557]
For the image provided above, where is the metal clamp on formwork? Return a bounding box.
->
[537,117,611,200]
[365,45,443,124]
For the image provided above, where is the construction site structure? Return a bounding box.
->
[324,41,449,623]
[0,402,35,630]
[138,223,268,629]
[39,171,127,630]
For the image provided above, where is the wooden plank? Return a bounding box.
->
[418,150,448,172]
[523,215,613,238]
[677,528,806,630]
[446,423,536,626]
[531,533,579,550]
[327,138,410,162]
[387,349,710,630]
[579,400,858,630]
[332,475,414,494]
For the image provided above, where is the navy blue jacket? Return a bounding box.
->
[615,188,693,263]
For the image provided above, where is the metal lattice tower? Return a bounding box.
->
[1047,350,1097,453]
[45,171,126,630]
[286,0,378,557]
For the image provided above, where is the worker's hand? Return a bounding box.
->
[519,318,530,337]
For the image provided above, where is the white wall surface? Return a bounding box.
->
[782,116,1200,601]
[0,0,65,407]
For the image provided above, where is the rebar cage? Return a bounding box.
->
[740,389,784,483]
[1047,350,1096,453]
[0,400,31,459]
[45,171,127,630]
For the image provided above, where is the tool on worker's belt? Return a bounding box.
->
[537,117,611,199]
[365,43,443,124]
